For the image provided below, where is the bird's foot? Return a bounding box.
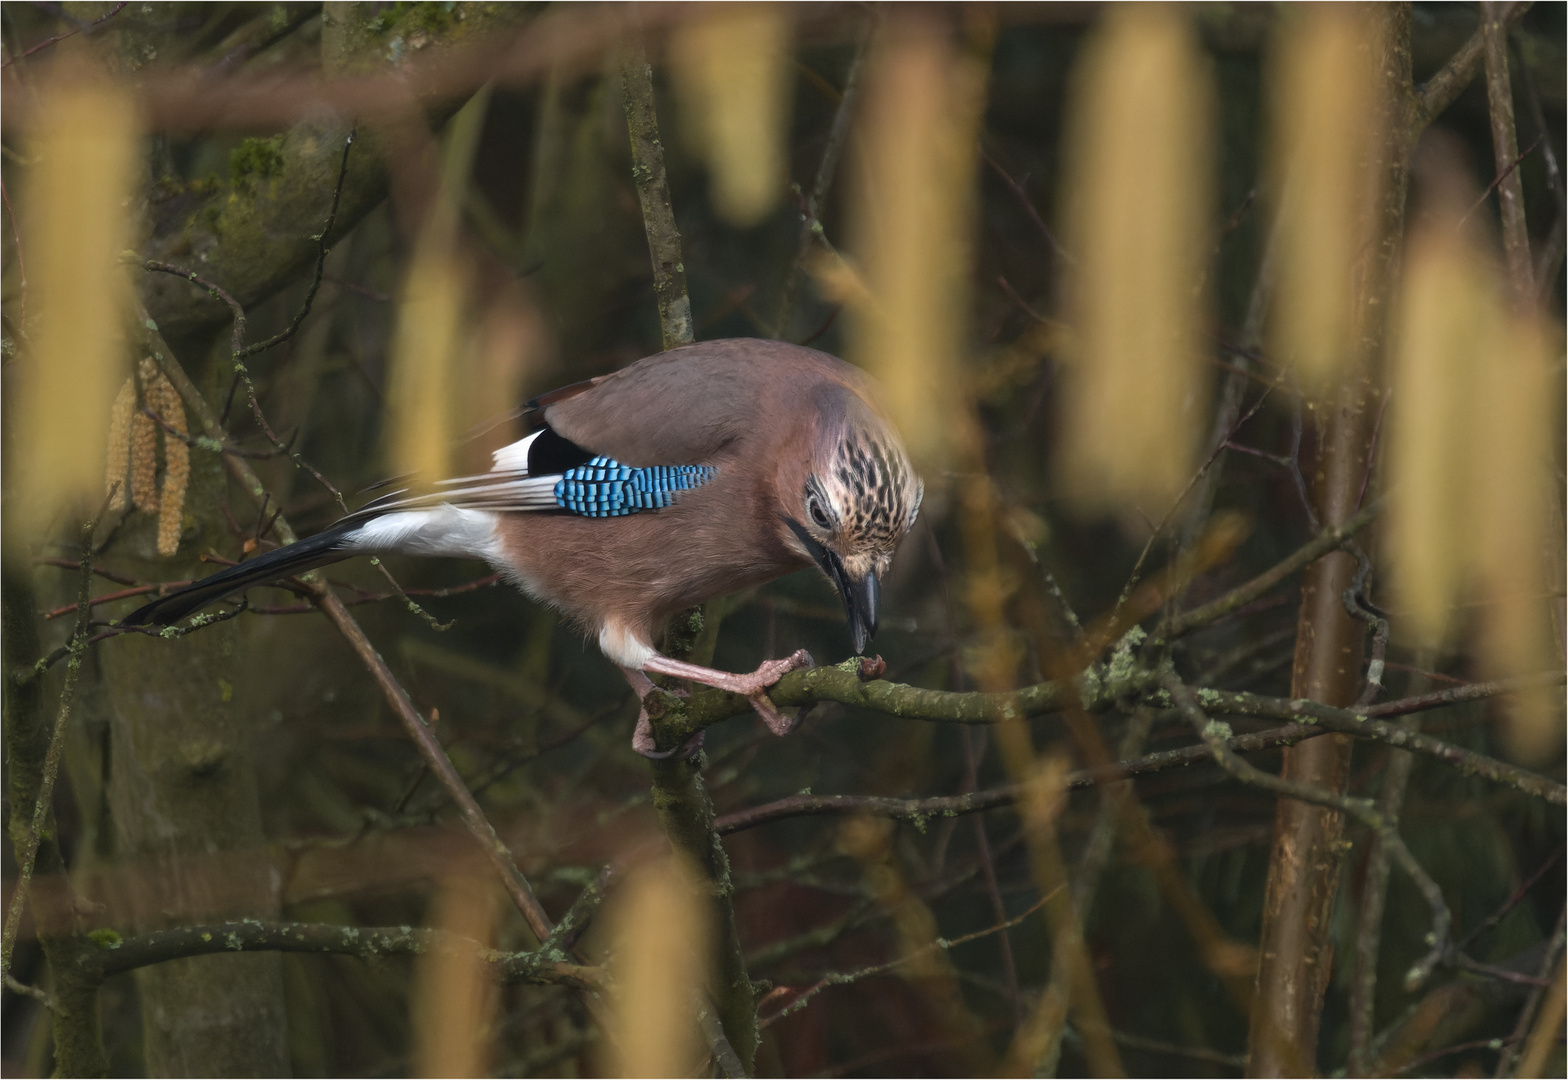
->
[641,649,815,737]
[630,708,706,760]
[621,667,704,759]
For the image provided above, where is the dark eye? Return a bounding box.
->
[807,497,832,530]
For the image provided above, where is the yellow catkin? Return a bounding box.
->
[130,359,160,512]
[141,360,189,557]
[104,376,136,511]
[128,415,158,513]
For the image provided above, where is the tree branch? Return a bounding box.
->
[136,320,556,946]
[1,517,98,982]
[82,920,598,989]
[1482,2,1536,303]
[1157,499,1381,640]
[620,40,694,351]
[713,669,1567,835]
[1413,2,1533,135]
[1164,674,1453,992]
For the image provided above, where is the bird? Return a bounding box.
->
[123,338,924,757]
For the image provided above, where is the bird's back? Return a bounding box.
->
[539,339,875,468]
[497,340,876,639]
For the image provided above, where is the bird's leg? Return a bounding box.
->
[620,667,705,760]
[640,649,815,737]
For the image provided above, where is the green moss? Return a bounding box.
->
[229,136,286,185]
[88,928,122,949]
[369,2,462,37]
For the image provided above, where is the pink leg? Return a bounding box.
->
[620,667,704,759]
[641,649,815,736]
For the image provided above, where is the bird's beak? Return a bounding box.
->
[843,568,879,655]
[820,550,877,655]
[783,517,880,655]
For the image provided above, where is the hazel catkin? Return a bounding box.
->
[105,376,136,511]
[140,359,189,558]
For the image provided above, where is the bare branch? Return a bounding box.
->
[1,515,99,982]
[1414,2,1533,134]
[1158,499,1381,640]
[86,919,599,990]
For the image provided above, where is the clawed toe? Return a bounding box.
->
[749,693,802,737]
[632,709,705,760]
[635,649,817,746]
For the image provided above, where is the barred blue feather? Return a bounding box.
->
[553,456,717,518]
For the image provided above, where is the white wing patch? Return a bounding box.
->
[345,430,563,519]
[343,506,506,563]
[490,430,542,475]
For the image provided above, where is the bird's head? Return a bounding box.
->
[780,387,923,655]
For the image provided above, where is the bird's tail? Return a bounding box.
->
[120,524,356,627]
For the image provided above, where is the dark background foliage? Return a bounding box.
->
[2,3,1564,1077]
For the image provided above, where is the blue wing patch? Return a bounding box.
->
[553,456,717,518]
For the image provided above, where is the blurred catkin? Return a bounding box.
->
[1386,213,1484,645]
[1267,5,1389,391]
[387,254,465,488]
[1473,312,1559,762]
[671,3,791,226]
[385,90,491,489]
[105,376,136,511]
[839,815,996,1073]
[848,14,991,471]
[1056,5,1213,517]
[14,60,139,538]
[1389,139,1563,761]
[603,855,711,1078]
[412,876,500,1079]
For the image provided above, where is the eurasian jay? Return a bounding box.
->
[124,339,924,756]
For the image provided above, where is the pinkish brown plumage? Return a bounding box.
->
[124,339,923,756]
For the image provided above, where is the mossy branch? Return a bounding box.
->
[620,39,694,351]
[79,920,600,990]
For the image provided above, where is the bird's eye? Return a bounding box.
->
[807,496,832,530]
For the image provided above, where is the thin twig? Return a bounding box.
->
[1413,2,1532,132]
[1481,1,1535,302]
[1495,904,1565,1077]
[982,149,1072,264]
[1347,684,1425,1074]
[1163,674,1453,991]
[1460,846,1563,952]
[309,591,554,942]
[86,919,598,989]
[40,581,191,621]
[0,1,127,70]
[1158,500,1381,640]
[138,319,558,944]
[757,887,1061,1028]
[1109,1029,1246,1071]
[774,20,870,338]
[1106,383,1280,632]
[2,971,54,1010]
[0,515,99,981]
[619,41,693,350]
[235,126,356,359]
[712,669,1566,837]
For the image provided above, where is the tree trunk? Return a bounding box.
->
[97,335,290,1077]
[1248,6,1413,1075]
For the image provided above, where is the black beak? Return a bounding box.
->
[844,569,879,655]
[785,517,879,655]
